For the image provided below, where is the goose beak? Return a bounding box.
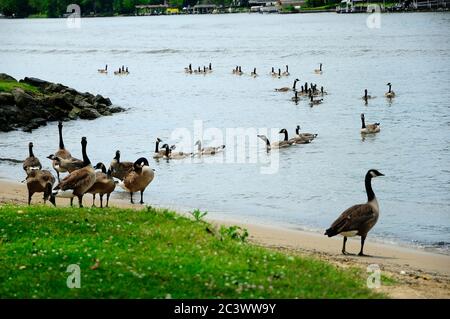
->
[379,172,385,176]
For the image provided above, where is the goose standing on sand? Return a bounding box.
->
[51,121,72,182]
[110,150,134,180]
[276,78,299,92]
[385,83,395,98]
[87,162,115,208]
[50,137,96,208]
[26,169,55,205]
[282,65,290,76]
[118,157,155,204]
[325,169,384,256]
[98,64,108,74]
[23,142,42,175]
[360,113,380,134]
[314,63,323,74]
[194,140,225,156]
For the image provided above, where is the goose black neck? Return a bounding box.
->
[365,173,375,202]
[320,64,322,71]
[282,130,288,141]
[29,144,34,157]
[81,139,90,166]
[361,116,366,129]
[58,123,65,149]
[296,126,300,135]
[100,164,106,174]
[155,140,160,153]
[388,84,391,93]
[364,90,368,98]
[135,157,149,167]
[293,80,297,89]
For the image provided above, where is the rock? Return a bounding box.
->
[11,88,35,108]
[44,83,67,93]
[77,99,93,109]
[109,106,125,113]
[22,118,47,133]
[94,94,112,106]
[20,77,51,89]
[68,107,81,120]
[45,93,73,110]
[0,92,14,105]
[79,108,101,120]
[0,73,17,82]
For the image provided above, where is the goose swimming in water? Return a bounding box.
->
[360,113,380,134]
[282,65,290,76]
[250,68,258,77]
[184,64,193,74]
[325,169,384,256]
[291,91,300,103]
[194,140,225,156]
[276,78,299,92]
[314,63,323,74]
[362,89,374,103]
[98,64,108,74]
[309,94,323,106]
[385,83,396,98]
[257,130,293,151]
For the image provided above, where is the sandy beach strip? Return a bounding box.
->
[0,178,449,298]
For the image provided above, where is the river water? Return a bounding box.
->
[0,13,449,253]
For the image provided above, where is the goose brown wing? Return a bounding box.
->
[58,168,93,191]
[328,204,375,235]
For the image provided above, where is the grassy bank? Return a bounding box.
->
[0,205,383,298]
[0,79,40,94]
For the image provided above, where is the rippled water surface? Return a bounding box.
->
[0,13,449,252]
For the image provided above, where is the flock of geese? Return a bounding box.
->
[21,62,397,256]
[97,64,130,75]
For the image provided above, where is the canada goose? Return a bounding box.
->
[360,113,380,134]
[118,157,155,204]
[385,83,395,98]
[203,66,207,74]
[278,128,297,146]
[52,121,72,182]
[47,154,84,173]
[50,137,96,208]
[277,68,281,78]
[325,169,384,256]
[237,66,243,75]
[314,63,323,74]
[295,125,318,140]
[208,63,212,73]
[362,89,373,102]
[98,64,108,73]
[276,78,299,92]
[250,68,258,77]
[26,169,55,205]
[271,67,276,77]
[152,138,164,159]
[282,65,290,76]
[125,67,129,74]
[164,144,193,159]
[87,162,115,208]
[309,94,323,106]
[23,142,42,175]
[320,86,327,95]
[257,131,293,151]
[114,68,121,75]
[185,64,193,74]
[194,66,201,74]
[291,91,300,103]
[110,150,134,181]
[194,140,225,155]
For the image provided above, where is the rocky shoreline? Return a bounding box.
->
[0,73,124,132]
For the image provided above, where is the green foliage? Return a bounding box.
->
[0,205,384,298]
[220,225,249,242]
[0,79,41,94]
[190,209,208,222]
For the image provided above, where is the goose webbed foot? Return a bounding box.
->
[358,252,371,257]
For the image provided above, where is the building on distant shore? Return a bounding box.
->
[135,4,169,15]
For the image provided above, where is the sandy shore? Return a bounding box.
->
[1,178,449,298]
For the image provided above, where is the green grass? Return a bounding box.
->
[0,205,385,298]
[0,79,41,95]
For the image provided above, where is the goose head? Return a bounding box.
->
[94,162,107,173]
[367,169,384,178]
[114,150,120,161]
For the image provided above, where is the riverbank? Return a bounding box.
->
[1,178,448,298]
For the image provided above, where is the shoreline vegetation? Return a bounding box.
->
[0,1,447,19]
[0,73,124,132]
[0,179,449,298]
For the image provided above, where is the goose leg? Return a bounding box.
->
[28,191,33,205]
[100,194,103,208]
[56,171,60,183]
[140,190,144,204]
[92,194,96,207]
[130,192,134,204]
[106,193,110,208]
[70,198,73,207]
[342,237,348,255]
[358,236,368,256]
[78,195,83,208]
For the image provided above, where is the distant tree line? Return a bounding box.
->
[0,0,252,17]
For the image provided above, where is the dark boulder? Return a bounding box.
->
[94,94,112,106]
[109,106,125,113]
[79,108,101,120]
[0,92,14,105]
[20,77,51,89]
[11,88,35,108]
[0,73,17,82]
